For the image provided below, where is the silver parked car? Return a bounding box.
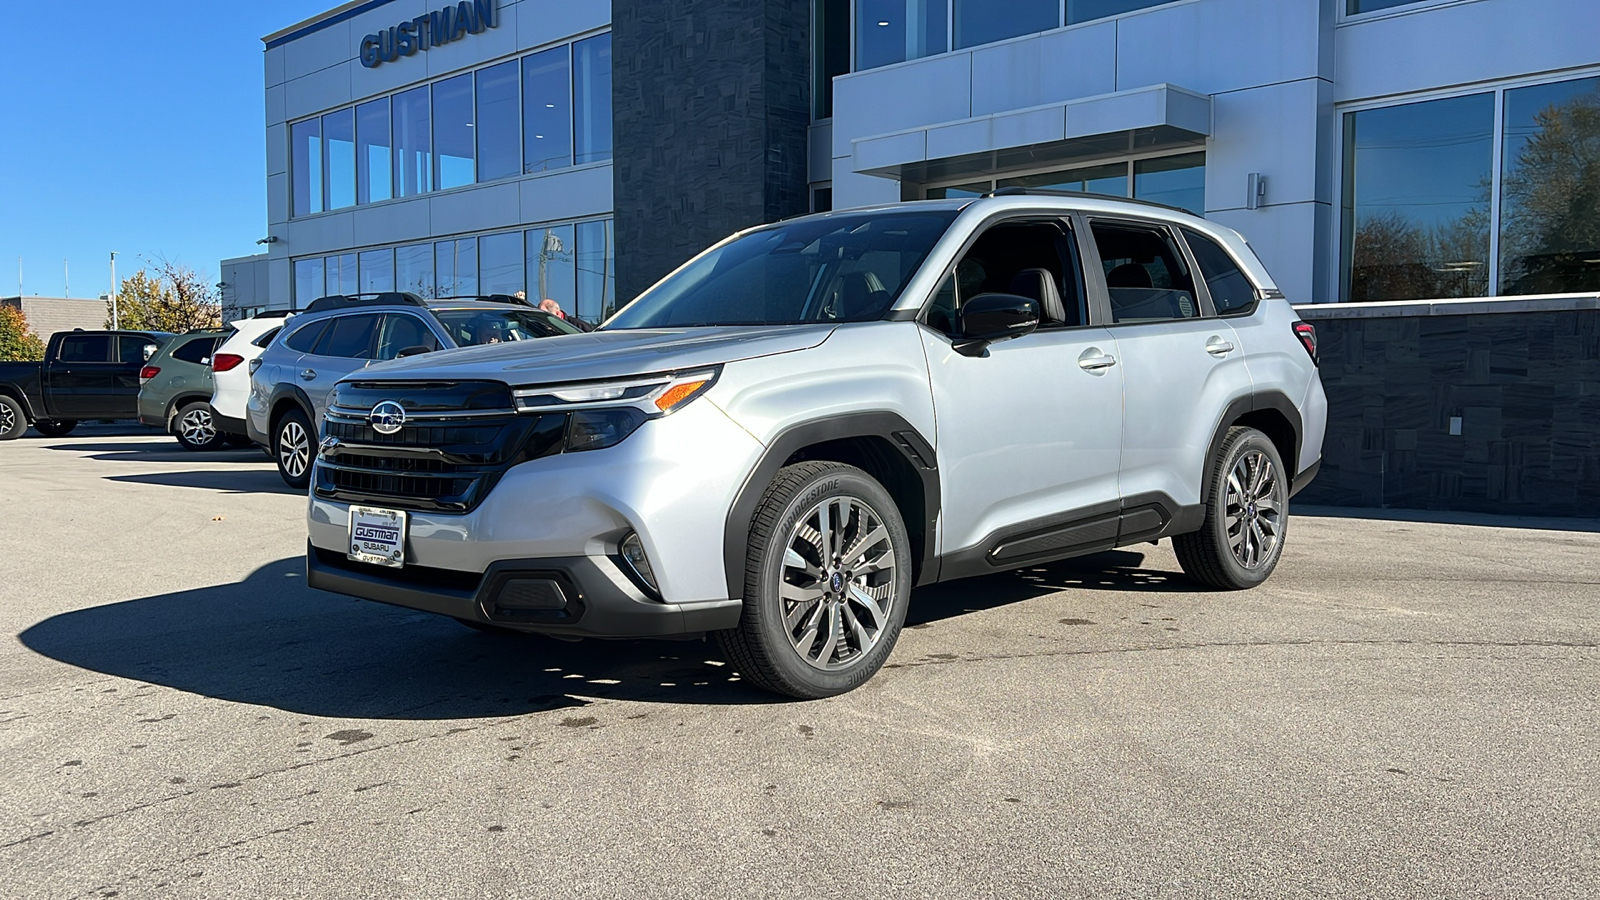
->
[245,294,580,487]
[304,193,1328,699]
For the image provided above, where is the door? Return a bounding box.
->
[1085,218,1253,517]
[296,313,381,423]
[920,217,1125,561]
[45,333,117,419]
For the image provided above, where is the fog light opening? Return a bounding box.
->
[620,532,659,593]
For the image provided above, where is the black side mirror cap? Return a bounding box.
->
[395,345,436,358]
[954,292,1040,357]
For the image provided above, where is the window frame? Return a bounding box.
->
[1078,213,1215,327]
[1179,227,1262,319]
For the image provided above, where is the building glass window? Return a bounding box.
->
[955,0,1058,51]
[1067,0,1178,25]
[476,60,521,182]
[924,181,989,199]
[812,186,833,213]
[1347,0,1422,13]
[433,73,475,189]
[1134,152,1205,215]
[359,248,395,293]
[1498,76,1600,296]
[576,219,616,324]
[393,86,432,197]
[294,257,325,307]
[527,224,576,313]
[290,118,322,216]
[1342,93,1493,302]
[479,231,525,295]
[523,46,572,173]
[323,108,356,210]
[396,242,435,296]
[857,0,947,71]
[325,252,358,296]
[436,237,479,297]
[814,0,850,116]
[356,98,392,204]
[573,34,613,165]
[1000,163,1127,197]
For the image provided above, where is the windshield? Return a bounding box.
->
[433,308,581,346]
[603,211,959,329]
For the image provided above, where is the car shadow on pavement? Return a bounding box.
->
[906,549,1201,626]
[104,470,300,495]
[17,558,765,718]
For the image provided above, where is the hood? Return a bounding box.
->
[355,324,837,386]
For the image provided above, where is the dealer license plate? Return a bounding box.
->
[348,506,407,568]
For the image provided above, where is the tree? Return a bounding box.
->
[106,259,222,332]
[0,305,46,361]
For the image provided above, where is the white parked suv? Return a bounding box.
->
[209,311,294,444]
[305,193,1327,698]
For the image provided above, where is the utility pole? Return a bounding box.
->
[64,259,69,297]
[109,252,119,329]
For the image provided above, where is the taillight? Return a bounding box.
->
[212,353,245,372]
[139,366,160,383]
[1292,321,1318,365]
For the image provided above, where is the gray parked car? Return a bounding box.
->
[137,329,235,451]
[303,193,1328,699]
[246,293,580,488]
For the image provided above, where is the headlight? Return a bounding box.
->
[512,368,720,416]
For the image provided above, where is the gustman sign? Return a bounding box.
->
[360,0,499,68]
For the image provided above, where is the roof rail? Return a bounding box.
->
[430,293,536,307]
[302,292,427,312]
[981,186,1196,217]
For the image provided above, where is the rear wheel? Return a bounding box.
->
[174,402,225,451]
[1174,426,1288,590]
[0,395,25,441]
[716,461,912,699]
[273,408,314,489]
[32,419,77,438]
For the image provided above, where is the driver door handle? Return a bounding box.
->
[299,369,317,381]
[1078,348,1117,372]
[1205,337,1235,357]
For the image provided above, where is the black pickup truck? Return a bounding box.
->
[0,330,172,440]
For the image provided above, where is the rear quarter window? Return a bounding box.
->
[171,337,218,364]
[1183,228,1260,315]
[283,319,330,353]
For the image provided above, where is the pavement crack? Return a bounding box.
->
[0,830,54,850]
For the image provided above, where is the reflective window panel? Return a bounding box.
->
[1342,93,1493,301]
[523,46,572,173]
[1347,0,1420,13]
[955,0,1057,50]
[290,118,323,216]
[479,231,525,296]
[1499,76,1600,296]
[436,237,480,297]
[1000,163,1128,197]
[814,0,850,116]
[576,219,616,324]
[433,74,475,189]
[925,181,991,199]
[856,0,948,70]
[356,98,392,204]
[393,86,432,197]
[527,224,576,314]
[1067,0,1178,26]
[1134,152,1205,215]
[476,60,521,182]
[293,257,326,307]
[324,252,359,296]
[323,108,356,210]
[396,242,435,297]
[573,34,613,165]
[359,248,395,293]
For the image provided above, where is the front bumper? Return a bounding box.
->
[306,542,742,638]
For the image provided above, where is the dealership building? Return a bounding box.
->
[222,0,1598,319]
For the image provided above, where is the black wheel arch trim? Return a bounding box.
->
[721,412,941,601]
[267,383,317,434]
[0,384,38,422]
[165,392,215,428]
[1204,391,1302,503]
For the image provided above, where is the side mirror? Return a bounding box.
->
[955,293,1039,357]
[396,345,435,359]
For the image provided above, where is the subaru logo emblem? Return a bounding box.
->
[830,572,844,593]
[369,400,406,435]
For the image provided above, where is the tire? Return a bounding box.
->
[174,402,226,451]
[272,407,315,489]
[715,461,912,699]
[32,419,77,438]
[1174,426,1289,590]
[0,395,26,441]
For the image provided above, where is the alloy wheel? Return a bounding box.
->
[1225,449,1283,569]
[0,404,14,435]
[180,408,217,446]
[780,496,898,671]
[279,420,310,478]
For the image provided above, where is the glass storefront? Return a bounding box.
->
[926,153,1205,215]
[1498,76,1600,296]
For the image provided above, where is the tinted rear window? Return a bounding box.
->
[283,320,329,353]
[171,337,219,364]
[312,314,380,359]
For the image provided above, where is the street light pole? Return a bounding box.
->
[109,252,119,330]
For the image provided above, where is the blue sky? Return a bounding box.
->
[0,0,334,298]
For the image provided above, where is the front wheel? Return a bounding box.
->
[32,419,77,438]
[0,395,26,440]
[716,461,912,699]
[174,402,226,451]
[273,408,314,489]
[1174,426,1289,590]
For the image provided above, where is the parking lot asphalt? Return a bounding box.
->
[2,427,1597,899]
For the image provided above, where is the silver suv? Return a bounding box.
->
[247,294,580,487]
[305,194,1327,698]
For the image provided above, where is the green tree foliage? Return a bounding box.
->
[0,305,47,361]
[106,260,222,332]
